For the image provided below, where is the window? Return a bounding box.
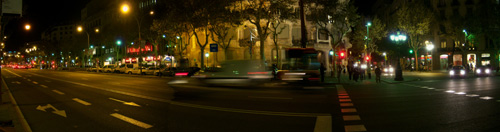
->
[317,29,329,40]
[481,53,490,57]
[441,41,447,48]
[127,64,133,68]
[110,48,114,53]
[454,40,461,47]
[105,49,109,54]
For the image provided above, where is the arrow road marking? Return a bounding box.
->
[109,98,141,107]
[52,90,65,95]
[73,98,92,106]
[40,85,48,88]
[110,113,152,129]
[36,104,67,117]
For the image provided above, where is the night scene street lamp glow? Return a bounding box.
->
[25,24,31,30]
[77,26,83,32]
[390,30,407,81]
[121,4,130,14]
[116,40,122,45]
[95,28,99,33]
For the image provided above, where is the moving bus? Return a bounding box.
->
[278,48,322,81]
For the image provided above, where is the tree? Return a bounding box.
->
[395,1,434,70]
[239,0,295,62]
[352,16,387,57]
[307,0,360,76]
[209,3,243,61]
[269,3,296,67]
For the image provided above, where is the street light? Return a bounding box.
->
[365,22,372,79]
[95,28,99,33]
[121,4,130,14]
[150,11,154,15]
[390,30,407,81]
[25,24,31,30]
[426,41,434,71]
[205,52,209,68]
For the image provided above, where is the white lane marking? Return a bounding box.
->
[427,88,435,90]
[32,81,38,84]
[248,96,293,100]
[3,69,22,77]
[313,116,332,132]
[480,96,494,100]
[72,98,92,106]
[445,90,455,93]
[40,85,48,88]
[465,94,479,97]
[421,86,429,88]
[52,90,65,95]
[455,92,466,95]
[343,115,361,121]
[345,125,367,132]
[110,113,153,129]
[109,98,141,107]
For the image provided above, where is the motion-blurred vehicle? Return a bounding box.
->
[449,66,467,78]
[13,65,29,69]
[277,48,321,82]
[101,65,116,73]
[184,60,272,87]
[157,67,201,77]
[475,66,492,77]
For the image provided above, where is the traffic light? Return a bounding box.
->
[409,49,414,54]
[340,51,345,59]
[365,56,370,61]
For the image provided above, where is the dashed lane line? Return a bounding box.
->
[466,94,479,97]
[32,81,38,84]
[72,98,92,106]
[247,96,293,100]
[480,96,494,100]
[345,125,367,132]
[110,113,153,129]
[40,85,48,88]
[52,90,65,95]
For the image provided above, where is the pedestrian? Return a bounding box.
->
[337,64,342,82]
[320,63,326,82]
[348,64,353,80]
[375,66,382,83]
[353,67,359,82]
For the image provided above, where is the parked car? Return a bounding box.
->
[115,64,138,74]
[449,66,467,78]
[157,67,201,77]
[475,66,493,77]
[87,65,102,72]
[101,65,116,73]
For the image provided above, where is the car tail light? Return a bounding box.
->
[175,72,189,76]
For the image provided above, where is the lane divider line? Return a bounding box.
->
[32,81,38,84]
[313,116,332,132]
[110,113,153,129]
[3,69,22,77]
[52,90,65,95]
[40,85,48,88]
[72,98,92,106]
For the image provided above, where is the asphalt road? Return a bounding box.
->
[2,68,500,132]
[1,68,342,132]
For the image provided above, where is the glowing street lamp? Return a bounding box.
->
[95,28,99,33]
[390,30,407,81]
[150,11,154,15]
[77,26,83,32]
[121,4,130,14]
[25,24,31,30]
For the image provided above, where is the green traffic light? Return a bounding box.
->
[409,49,413,54]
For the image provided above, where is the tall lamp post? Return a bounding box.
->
[390,30,407,81]
[77,26,99,67]
[205,52,209,69]
[365,22,372,79]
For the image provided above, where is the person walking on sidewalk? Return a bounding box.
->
[320,63,326,82]
[353,67,359,82]
[375,66,382,83]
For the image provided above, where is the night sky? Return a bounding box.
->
[3,0,89,51]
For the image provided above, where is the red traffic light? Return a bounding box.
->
[340,52,345,57]
[365,56,370,61]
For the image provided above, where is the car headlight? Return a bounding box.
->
[389,68,394,72]
[449,71,454,75]
[460,70,465,75]
[384,68,388,72]
[485,69,491,74]
[476,69,481,74]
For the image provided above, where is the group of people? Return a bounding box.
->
[319,62,384,83]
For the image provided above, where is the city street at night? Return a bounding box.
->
[2,68,500,132]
